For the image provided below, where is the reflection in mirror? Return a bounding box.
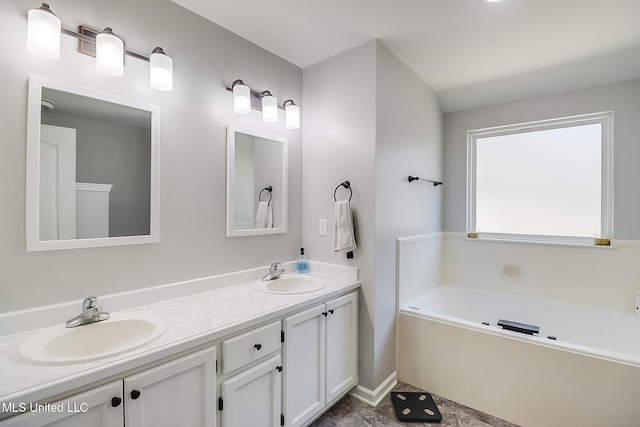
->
[26,75,160,251]
[226,125,288,237]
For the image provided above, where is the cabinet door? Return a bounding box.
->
[325,292,358,404]
[283,304,326,427]
[0,381,123,427]
[220,355,282,427]
[124,346,216,427]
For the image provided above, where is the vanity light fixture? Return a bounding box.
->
[226,80,300,128]
[149,47,173,91]
[283,99,300,129]
[232,79,251,114]
[261,91,278,123]
[26,2,173,90]
[95,27,124,77]
[26,3,61,59]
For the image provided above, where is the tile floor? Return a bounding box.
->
[310,383,519,427]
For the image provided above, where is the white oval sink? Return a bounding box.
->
[253,275,326,294]
[19,313,168,365]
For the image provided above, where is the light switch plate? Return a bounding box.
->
[319,219,328,236]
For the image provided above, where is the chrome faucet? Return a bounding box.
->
[66,296,110,328]
[262,262,285,281]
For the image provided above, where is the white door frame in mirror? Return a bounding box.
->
[26,75,161,251]
[226,125,288,237]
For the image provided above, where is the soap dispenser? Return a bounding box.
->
[297,247,309,273]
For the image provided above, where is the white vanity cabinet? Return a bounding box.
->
[324,293,358,404]
[124,346,216,427]
[220,355,282,427]
[218,321,282,427]
[0,381,123,427]
[282,292,358,427]
[1,347,216,427]
[0,284,360,427]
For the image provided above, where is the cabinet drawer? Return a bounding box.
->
[222,321,281,374]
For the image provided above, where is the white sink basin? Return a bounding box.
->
[253,275,326,294]
[19,313,168,365]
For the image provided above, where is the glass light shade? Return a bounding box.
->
[233,82,251,114]
[285,102,300,129]
[149,47,173,91]
[261,93,278,123]
[27,3,61,59]
[96,28,124,77]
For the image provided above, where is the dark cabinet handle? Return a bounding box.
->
[254,343,262,351]
[276,366,283,372]
[328,309,334,315]
[322,312,328,317]
[130,389,141,400]
[111,396,122,407]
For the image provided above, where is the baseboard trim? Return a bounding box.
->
[349,371,397,407]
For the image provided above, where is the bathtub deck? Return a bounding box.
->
[311,382,519,427]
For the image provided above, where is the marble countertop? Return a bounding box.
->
[0,267,359,413]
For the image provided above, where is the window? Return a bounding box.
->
[467,111,613,244]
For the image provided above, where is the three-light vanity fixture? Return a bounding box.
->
[229,79,300,129]
[26,3,173,91]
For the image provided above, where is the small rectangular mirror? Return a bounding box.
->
[26,75,160,251]
[226,125,288,237]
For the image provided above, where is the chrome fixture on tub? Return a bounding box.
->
[262,262,285,281]
[66,296,110,327]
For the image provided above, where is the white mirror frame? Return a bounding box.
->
[226,124,288,237]
[26,75,161,251]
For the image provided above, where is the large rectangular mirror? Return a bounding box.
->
[226,125,288,237]
[26,75,160,251]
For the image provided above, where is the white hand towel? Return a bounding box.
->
[255,201,273,229]
[332,200,356,252]
[267,204,273,228]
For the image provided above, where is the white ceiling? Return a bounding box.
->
[172,0,640,112]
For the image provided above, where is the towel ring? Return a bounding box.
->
[333,181,352,202]
[259,186,273,204]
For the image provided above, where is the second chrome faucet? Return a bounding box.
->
[66,296,110,328]
[262,262,285,281]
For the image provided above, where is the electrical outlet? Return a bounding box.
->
[319,219,328,236]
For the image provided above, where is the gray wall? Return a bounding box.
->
[302,41,443,391]
[1,0,302,312]
[373,43,443,387]
[443,79,640,238]
[233,133,255,228]
[254,136,285,228]
[302,41,377,389]
[42,112,152,237]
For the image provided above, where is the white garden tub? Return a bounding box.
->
[398,286,640,427]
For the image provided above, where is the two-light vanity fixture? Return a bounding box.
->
[26,3,173,91]
[229,79,300,129]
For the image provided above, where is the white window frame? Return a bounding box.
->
[466,111,614,245]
